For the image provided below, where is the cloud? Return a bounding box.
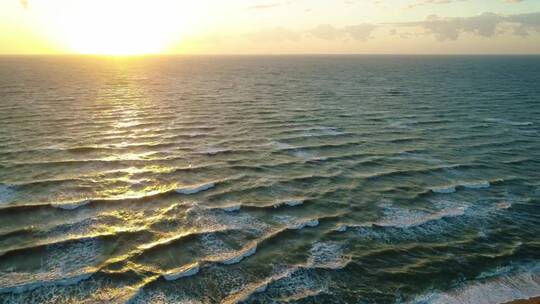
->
[246,27,302,41]
[247,1,292,10]
[406,0,464,10]
[243,24,376,42]
[394,11,540,41]
[309,24,376,41]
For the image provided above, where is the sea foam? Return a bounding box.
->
[51,199,91,210]
[431,186,457,194]
[163,263,200,281]
[221,245,257,265]
[463,181,491,189]
[375,204,468,229]
[176,182,215,195]
[410,264,540,304]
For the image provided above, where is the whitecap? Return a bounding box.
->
[221,266,300,303]
[274,216,320,230]
[375,204,467,228]
[289,219,319,230]
[163,263,200,281]
[497,201,512,210]
[285,200,303,207]
[307,242,350,270]
[221,205,241,212]
[463,181,491,189]
[410,264,540,304]
[0,239,100,294]
[281,199,304,207]
[176,182,215,195]
[221,245,257,265]
[311,126,343,136]
[292,150,315,160]
[273,142,316,160]
[202,145,228,155]
[0,272,94,294]
[431,186,456,194]
[485,118,533,126]
[335,225,348,232]
[273,141,294,150]
[51,199,91,210]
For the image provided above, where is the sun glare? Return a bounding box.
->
[36,0,190,55]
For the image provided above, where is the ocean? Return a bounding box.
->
[0,55,539,303]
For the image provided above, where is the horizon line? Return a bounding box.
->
[1,53,540,57]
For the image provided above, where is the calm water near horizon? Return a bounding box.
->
[0,55,539,303]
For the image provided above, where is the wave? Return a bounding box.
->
[220,204,241,212]
[485,118,534,126]
[175,182,216,195]
[374,204,468,229]
[334,224,348,232]
[497,201,512,210]
[220,244,258,265]
[410,263,540,304]
[162,262,200,281]
[51,199,91,210]
[430,180,492,194]
[0,271,94,294]
[307,241,350,270]
[201,145,230,156]
[0,184,14,204]
[430,186,457,194]
[0,238,101,294]
[0,188,180,213]
[221,267,298,304]
[274,216,320,230]
[283,199,304,207]
[462,181,491,189]
[291,219,319,230]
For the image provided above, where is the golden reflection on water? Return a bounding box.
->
[87,63,179,203]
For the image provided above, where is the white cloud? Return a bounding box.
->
[394,11,540,41]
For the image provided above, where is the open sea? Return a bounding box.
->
[0,55,539,304]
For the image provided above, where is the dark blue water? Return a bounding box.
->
[0,55,539,303]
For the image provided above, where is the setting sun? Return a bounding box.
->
[33,0,191,55]
[1,0,540,303]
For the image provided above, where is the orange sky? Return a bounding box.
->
[1,0,540,54]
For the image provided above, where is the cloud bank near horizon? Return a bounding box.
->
[5,0,540,54]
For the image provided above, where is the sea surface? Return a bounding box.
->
[0,55,539,304]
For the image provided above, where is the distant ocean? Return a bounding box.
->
[0,55,539,303]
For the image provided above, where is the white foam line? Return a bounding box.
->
[51,199,91,210]
[431,186,457,194]
[221,205,241,212]
[222,266,301,304]
[163,263,200,281]
[0,271,94,294]
[463,181,491,189]
[221,245,257,265]
[284,199,304,207]
[289,219,319,230]
[431,181,492,194]
[335,225,348,232]
[176,182,215,195]
[410,266,540,304]
[497,201,512,210]
[485,118,534,126]
[376,206,467,229]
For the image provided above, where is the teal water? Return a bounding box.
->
[0,55,539,303]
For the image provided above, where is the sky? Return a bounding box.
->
[1,0,540,54]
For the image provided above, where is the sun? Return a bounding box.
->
[36,0,190,55]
